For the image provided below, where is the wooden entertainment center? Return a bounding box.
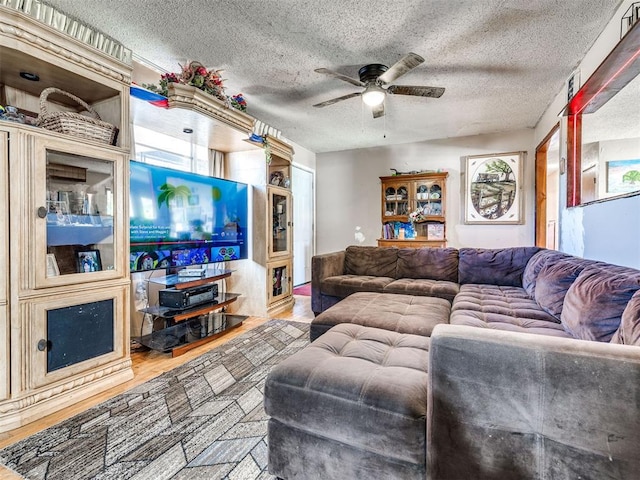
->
[0,5,133,432]
[0,3,294,432]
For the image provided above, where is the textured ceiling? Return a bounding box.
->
[44,0,623,153]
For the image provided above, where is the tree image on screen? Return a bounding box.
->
[157,183,191,209]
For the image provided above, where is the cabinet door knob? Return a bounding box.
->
[37,206,48,218]
[37,339,50,351]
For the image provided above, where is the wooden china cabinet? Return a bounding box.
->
[378,172,448,248]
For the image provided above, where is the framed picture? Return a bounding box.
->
[46,254,60,277]
[464,151,524,225]
[427,223,445,241]
[76,249,102,273]
[606,159,640,194]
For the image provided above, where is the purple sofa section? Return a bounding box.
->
[312,245,640,346]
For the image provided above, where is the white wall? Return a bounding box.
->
[534,0,640,268]
[289,139,316,171]
[316,129,535,254]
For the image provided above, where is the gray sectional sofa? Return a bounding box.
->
[311,245,640,346]
[264,245,640,479]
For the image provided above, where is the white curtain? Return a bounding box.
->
[209,148,224,177]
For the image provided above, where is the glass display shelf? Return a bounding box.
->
[46,213,113,246]
[140,292,240,321]
[135,313,247,357]
[148,269,233,289]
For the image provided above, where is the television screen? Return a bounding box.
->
[129,160,249,272]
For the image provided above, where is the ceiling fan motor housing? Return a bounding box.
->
[358,64,388,84]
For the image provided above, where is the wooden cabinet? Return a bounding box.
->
[0,131,7,402]
[226,141,295,317]
[378,172,448,248]
[0,5,133,432]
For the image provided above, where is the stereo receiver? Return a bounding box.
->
[159,284,219,309]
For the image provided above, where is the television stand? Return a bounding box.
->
[135,269,247,357]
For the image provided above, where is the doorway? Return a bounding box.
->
[292,165,314,286]
[535,124,560,249]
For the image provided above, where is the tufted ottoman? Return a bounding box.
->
[310,291,451,341]
[264,323,431,480]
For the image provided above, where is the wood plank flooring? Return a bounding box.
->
[0,295,314,479]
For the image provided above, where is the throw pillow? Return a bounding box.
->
[522,250,576,298]
[458,247,541,287]
[562,267,640,342]
[534,261,585,319]
[344,246,397,277]
[610,290,640,346]
[396,247,458,281]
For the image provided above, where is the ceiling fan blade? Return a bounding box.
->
[313,92,362,108]
[372,102,385,118]
[387,85,445,98]
[378,52,425,84]
[314,68,365,87]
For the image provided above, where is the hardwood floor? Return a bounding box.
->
[0,295,314,478]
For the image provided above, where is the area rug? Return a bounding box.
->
[0,319,310,480]
[292,282,311,296]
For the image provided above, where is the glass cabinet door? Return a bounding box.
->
[382,180,410,220]
[29,135,126,288]
[415,179,444,217]
[268,259,292,305]
[268,186,292,258]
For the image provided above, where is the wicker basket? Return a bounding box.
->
[36,87,118,145]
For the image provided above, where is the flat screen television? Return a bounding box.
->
[129,160,249,272]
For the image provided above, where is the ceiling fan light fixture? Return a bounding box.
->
[362,84,385,106]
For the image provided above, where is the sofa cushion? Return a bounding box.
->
[450,309,573,338]
[320,275,394,298]
[522,249,580,298]
[344,245,397,277]
[458,247,541,287]
[611,290,640,346]
[310,292,451,341]
[396,247,459,281]
[562,267,640,342]
[451,284,564,334]
[534,260,585,319]
[384,278,459,302]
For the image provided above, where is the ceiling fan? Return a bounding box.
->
[312,52,445,118]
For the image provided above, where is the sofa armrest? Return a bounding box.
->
[428,324,640,479]
[311,251,346,314]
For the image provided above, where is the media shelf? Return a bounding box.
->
[136,313,246,357]
[137,269,246,357]
[140,293,241,321]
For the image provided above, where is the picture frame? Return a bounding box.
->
[464,151,524,225]
[46,253,60,277]
[76,249,102,273]
[427,223,445,241]
[606,159,640,194]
